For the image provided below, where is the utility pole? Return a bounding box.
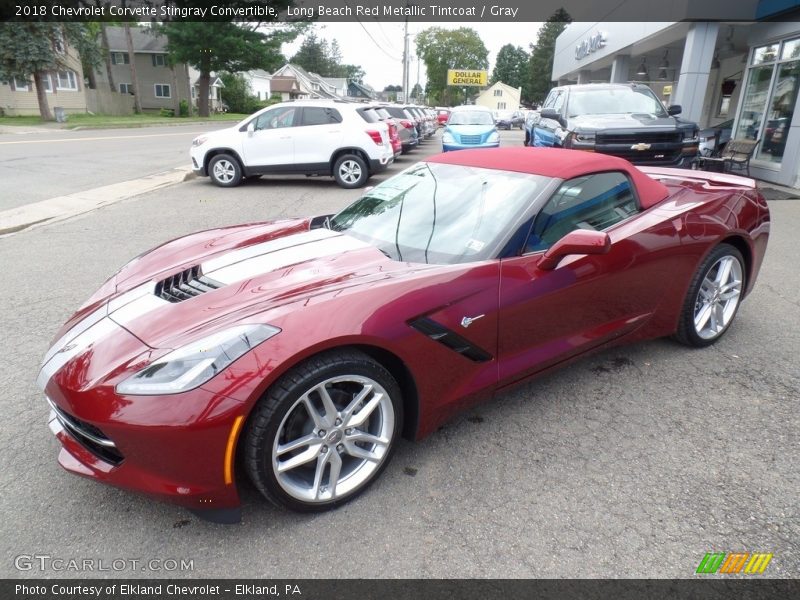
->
[401,16,409,102]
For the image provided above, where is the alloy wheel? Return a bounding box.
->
[693,255,743,340]
[212,159,236,183]
[272,375,394,503]
[338,160,363,185]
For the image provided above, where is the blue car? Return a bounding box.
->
[442,107,500,152]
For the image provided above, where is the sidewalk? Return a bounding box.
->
[756,179,800,200]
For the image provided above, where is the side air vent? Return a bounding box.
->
[409,317,493,363]
[155,265,222,303]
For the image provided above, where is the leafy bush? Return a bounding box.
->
[178,99,189,117]
[159,108,175,117]
[219,72,261,115]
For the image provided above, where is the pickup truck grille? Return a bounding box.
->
[596,131,683,144]
[605,148,683,163]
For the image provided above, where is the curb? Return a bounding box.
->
[0,166,194,238]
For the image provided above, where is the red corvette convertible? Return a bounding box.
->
[38,148,770,523]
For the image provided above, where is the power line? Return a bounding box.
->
[341,0,402,61]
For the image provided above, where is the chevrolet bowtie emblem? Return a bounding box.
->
[631,143,651,151]
[460,314,485,328]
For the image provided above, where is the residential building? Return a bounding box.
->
[475,82,522,112]
[243,69,272,101]
[272,64,344,99]
[94,26,191,113]
[188,69,225,112]
[348,80,376,100]
[0,32,87,116]
[270,76,304,101]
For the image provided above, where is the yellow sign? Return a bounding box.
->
[447,69,488,86]
[662,85,673,95]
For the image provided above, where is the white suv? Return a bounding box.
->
[190,100,394,189]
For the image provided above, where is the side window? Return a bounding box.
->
[301,107,343,126]
[254,107,298,131]
[525,172,639,253]
[542,90,559,109]
[552,91,565,114]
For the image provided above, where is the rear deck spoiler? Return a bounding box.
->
[638,166,757,189]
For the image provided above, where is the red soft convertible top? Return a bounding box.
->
[427,147,670,209]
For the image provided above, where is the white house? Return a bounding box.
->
[475,82,522,112]
[243,69,272,101]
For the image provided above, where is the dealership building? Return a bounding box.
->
[552,0,800,188]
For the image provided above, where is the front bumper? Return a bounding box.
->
[443,141,500,152]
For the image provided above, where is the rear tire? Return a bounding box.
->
[243,350,403,512]
[333,154,369,189]
[208,154,243,187]
[674,243,746,347]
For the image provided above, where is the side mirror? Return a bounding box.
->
[540,107,561,122]
[538,229,611,271]
[668,105,682,116]
[247,122,255,136]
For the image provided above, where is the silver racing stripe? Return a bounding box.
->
[205,233,371,286]
[202,228,340,274]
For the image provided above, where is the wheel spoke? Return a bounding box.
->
[302,395,326,430]
[326,451,342,498]
[713,302,725,332]
[347,392,384,428]
[311,453,329,499]
[276,433,319,456]
[277,445,321,473]
[695,302,713,331]
[347,430,389,449]
[316,384,338,423]
[344,441,381,463]
[342,384,373,421]
[715,257,733,286]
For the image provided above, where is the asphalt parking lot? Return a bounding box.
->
[0,128,798,578]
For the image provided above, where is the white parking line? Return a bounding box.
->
[0,131,208,145]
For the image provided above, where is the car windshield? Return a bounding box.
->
[330,163,546,264]
[448,110,495,126]
[567,88,668,118]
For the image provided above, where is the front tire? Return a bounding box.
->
[675,243,746,347]
[333,154,369,189]
[208,153,243,187]
[243,350,403,512]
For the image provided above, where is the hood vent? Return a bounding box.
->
[155,265,222,303]
[409,317,493,363]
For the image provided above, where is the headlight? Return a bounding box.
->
[116,324,280,395]
[442,132,455,143]
[574,132,596,143]
[683,130,699,142]
[487,131,500,143]
[192,136,208,147]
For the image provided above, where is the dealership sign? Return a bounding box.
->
[447,69,488,86]
[575,31,607,60]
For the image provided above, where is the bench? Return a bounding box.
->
[695,139,759,177]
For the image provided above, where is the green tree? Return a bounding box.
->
[0,23,101,121]
[162,21,297,116]
[411,82,423,102]
[491,44,530,98]
[219,71,261,114]
[416,27,489,106]
[291,32,331,74]
[528,9,572,104]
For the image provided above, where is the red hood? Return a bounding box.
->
[63,221,433,349]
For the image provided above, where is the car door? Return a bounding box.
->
[496,171,678,387]
[291,106,345,169]
[241,106,298,170]
[533,90,564,147]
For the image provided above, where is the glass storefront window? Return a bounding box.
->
[781,38,800,60]
[753,44,778,65]
[757,60,799,162]
[735,66,774,142]
[737,37,800,166]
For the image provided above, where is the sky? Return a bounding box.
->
[280,22,543,90]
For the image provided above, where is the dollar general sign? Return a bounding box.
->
[447,70,488,86]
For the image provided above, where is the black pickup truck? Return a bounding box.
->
[526,83,699,167]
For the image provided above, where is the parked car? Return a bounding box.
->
[38,147,769,522]
[381,105,419,153]
[699,119,733,156]
[495,110,525,130]
[528,83,699,167]
[523,109,540,146]
[436,107,451,126]
[442,105,500,151]
[359,105,401,158]
[190,100,394,189]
